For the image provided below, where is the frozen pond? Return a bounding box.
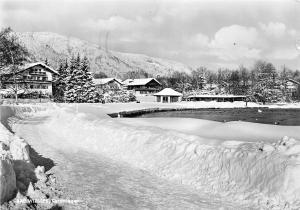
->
[134,108,300,125]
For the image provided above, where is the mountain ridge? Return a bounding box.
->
[16,32,192,78]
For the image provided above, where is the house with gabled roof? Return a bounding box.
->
[0,62,58,96]
[286,79,300,99]
[123,78,162,95]
[93,77,123,93]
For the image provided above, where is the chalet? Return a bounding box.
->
[154,88,183,103]
[187,94,246,102]
[0,62,58,95]
[93,78,123,93]
[286,79,300,98]
[123,78,162,95]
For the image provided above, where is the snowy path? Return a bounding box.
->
[9,111,253,210]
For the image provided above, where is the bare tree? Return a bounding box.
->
[0,27,29,102]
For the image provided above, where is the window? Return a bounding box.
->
[171,97,178,102]
[163,96,168,103]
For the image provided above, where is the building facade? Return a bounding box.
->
[286,79,300,99]
[0,62,58,96]
[93,78,123,93]
[123,78,162,95]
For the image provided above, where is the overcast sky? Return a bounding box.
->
[1,0,300,70]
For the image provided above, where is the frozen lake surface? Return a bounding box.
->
[135,108,300,125]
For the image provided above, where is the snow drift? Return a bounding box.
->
[0,149,16,204]
[0,105,49,204]
[27,105,300,209]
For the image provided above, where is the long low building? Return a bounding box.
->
[187,94,247,102]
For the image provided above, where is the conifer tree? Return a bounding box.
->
[64,54,99,103]
[53,59,68,102]
[80,56,98,102]
[65,55,80,102]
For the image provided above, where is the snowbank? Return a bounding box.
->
[118,118,300,142]
[0,123,22,204]
[0,105,47,128]
[0,123,30,161]
[0,105,60,207]
[36,104,300,209]
[0,151,16,204]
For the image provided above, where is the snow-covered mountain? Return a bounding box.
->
[16,32,192,78]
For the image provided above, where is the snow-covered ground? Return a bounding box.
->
[2,102,300,209]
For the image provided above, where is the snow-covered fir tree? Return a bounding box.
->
[80,56,99,103]
[53,59,68,102]
[65,55,81,102]
[64,54,99,103]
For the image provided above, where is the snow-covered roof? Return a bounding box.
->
[0,62,58,75]
[93,78,122,85]
[154,88,183,96]
[125,78,161,86]
[287,79,300,85]
[188,94,246,98]
[115,78,123,84]
[122,79,133,85]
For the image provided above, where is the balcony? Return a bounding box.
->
[5,79,52,84]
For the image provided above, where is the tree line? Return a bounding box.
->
[157,62,300,103]
[93,60,300,103]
